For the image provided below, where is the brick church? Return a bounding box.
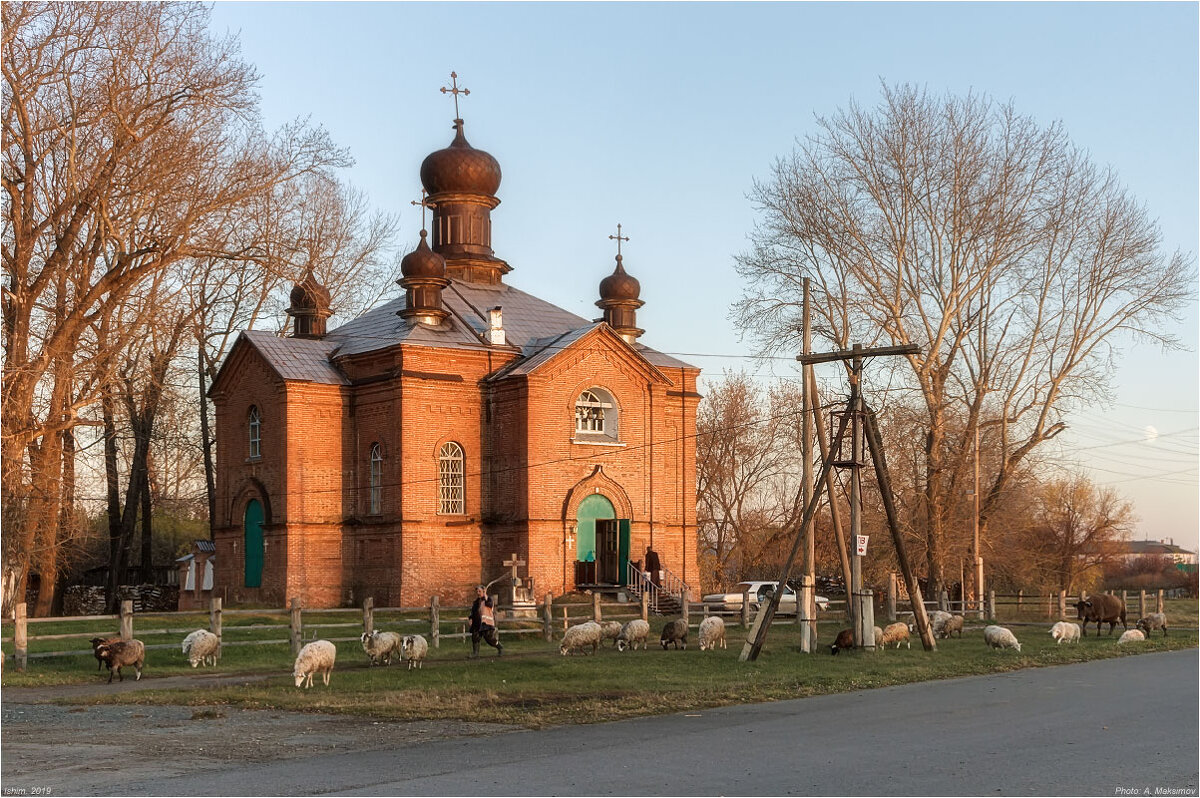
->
[209,104,701,608]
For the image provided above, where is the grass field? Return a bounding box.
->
[4,609,1195,728]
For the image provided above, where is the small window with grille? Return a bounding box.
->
[248,406,261,459]
[369,443,383,515]
[575,388,618,440]
[438,442,465,515]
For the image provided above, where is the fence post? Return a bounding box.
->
[988,590,996,621]
[681,592,690,626]
[887,573,897,622]
[1017,589,1023,614]
[120,600,134,640]
[1138,590,1146,619]
[14,602,27,672]
[210,597,223,656]
[1157,589,1164,613]
[1121,590,1127,610]
[543,592,554,641]
[938,590,949,612]
[640,587,648,622]
[429,596,440,649]
[1058,590,1066,619]
[362,597,374,637]
[741,587,751,629]
[562,605,568,631]
[289,597,303,656]
[592,592,602,623]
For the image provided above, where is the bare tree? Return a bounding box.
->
[733,83,1193,597]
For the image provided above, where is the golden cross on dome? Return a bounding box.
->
[440,71,470,120]
[410,188,436,229]
[608,223,629,259]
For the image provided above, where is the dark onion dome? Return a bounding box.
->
[598,255,641,302]
[400,230,446,279]
[290,269,331,310]
[420,119,502,197]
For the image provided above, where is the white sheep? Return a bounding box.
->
[1135,613,1168,637]
[560,621,603,656]
[872,625,884,647]
[400,634,428,670]
[939,615,964,639]
[616,619,650,652]
[294,640,337,688]
[983,625,1021,652]
[698,616,726,651]
[927,610,953,636]
[181,629,220,668]
[599,620,624,647]
[878,622,911,649]
[360,630,403,666]
[1117,629,1146,645]
[1050,621,1081,644]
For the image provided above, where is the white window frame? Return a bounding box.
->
[438,442,465,515]
[575,388,618,440]
[369,443,383,515]
[248,406,261,459]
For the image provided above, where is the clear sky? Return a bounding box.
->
[208,1,1199,551]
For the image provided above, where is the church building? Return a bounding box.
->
[208,98,701,608]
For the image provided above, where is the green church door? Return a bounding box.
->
[576,494,630,586]
[244,499,264,588]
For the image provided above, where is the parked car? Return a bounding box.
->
[702,581,830,615]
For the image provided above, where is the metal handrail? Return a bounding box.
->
[625,561,690,615]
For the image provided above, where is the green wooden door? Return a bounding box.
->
[618,519,631,586]
[244,499,264,588]
[576,493,615,564]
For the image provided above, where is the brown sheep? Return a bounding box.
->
[1074,594,1127,636]
[95,639,145,683]
[830,628,854,655]
[90,637,118,671]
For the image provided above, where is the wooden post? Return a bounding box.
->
[938,589,949,612]
[887,573,897,622]
[640,588,648,622]
[1047,592,1053,619]
[1058,590,1067,620]
[1017,589,1024,615]
[1157,589,1164,613]
[861,589,875,650]
[988,590,996,621]
[210,597,223,657]
[289,597,303,656]
[429,596,440,649]
[1121,590,1127,610]
[592,592,602,622]
[702,603,710,618]
[14,602,27,672]
[741,587,751,628]
[562,605,568,631]
[362,596,374,637]
[681,592,689,626]
[1139,589,1146,618]
[120,600,134,640]
[543,593,554,641]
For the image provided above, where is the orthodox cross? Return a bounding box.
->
[410,188,435,229]
[440,71,470,119]
[503,553,526,587]
[608,223,629,259]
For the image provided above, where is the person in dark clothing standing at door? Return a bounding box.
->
[645,546,662,587]
[469,585,503,658]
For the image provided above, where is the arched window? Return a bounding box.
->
[369,443,383,515]
[248,406,261,459]
[575,388,618,439]
[438,442,465,515]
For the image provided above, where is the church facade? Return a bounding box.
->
[208,112,701,608]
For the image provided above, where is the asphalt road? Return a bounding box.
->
[7,649,1198,796]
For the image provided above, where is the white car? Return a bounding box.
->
[701,581,830,615]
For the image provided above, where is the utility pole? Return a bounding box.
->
[974,423,984,620]
[799,279,815,653]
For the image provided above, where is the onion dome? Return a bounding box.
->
[288,269,332,339]
[420,120,502,197]
[599,255,641,302]
[400,230,446,279]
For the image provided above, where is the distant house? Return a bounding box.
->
[176,540,216,611]
[1111,539,1197,573]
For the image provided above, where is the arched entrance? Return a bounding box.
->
[575,493,630,586]
[244,499,264,588]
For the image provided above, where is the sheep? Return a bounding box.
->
[181,629,220,668]
[360,630,403,666]
[830,628,854,655]
[599,620,624,648]
[660,618,689,650]
[560,621,603,656]
[983,625,1021,652]
[90,636,118,671]
[400,634,428,670]
[927,610,953,636]
[293,639,337,688]
[698,616,726,651]
[939,615,964,639]
[1135,613,1168,637]
[878,622,912,649]
[616,619,650,652]
[1074,594,1127,636]
[1050,621,1081,644]
[95,639,145,683]
[1118,629,1146,645]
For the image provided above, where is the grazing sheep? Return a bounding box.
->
[90,636,118,671]
[698,616,726,651]
[599,620,624,648]
[660,618,689,650]
[560,621,603,656]
[1050,621,1081,644]
[181,629,220,668]
[983,625,1022,652]
[400,634,428,670]
[927,610,953,636]
[1074,594,1127,637]
[293,640,337,688]
[1118,629,1146,645]
[878,622,912,649]
[616,619,650,652]
[1135,613,1168,638]
[360,630,403,666]
[939,615,964,639]
[95,639,145,683]
[830,628,854,655]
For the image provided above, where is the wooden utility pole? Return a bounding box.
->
[800,278,816,653]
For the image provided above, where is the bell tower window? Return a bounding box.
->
[575,389,618,440]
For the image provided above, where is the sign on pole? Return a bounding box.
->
[856,535,869,556]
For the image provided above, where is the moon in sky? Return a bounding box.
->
[1143,425,1159,442]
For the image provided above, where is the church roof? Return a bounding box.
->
[241,330,349,385]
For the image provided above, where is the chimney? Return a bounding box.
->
[487,306,505,345]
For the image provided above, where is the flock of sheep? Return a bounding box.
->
[82,598,1170,689]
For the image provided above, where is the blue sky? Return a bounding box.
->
[209,1,1199,549]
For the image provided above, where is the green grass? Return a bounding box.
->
[6,618,1193,728]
